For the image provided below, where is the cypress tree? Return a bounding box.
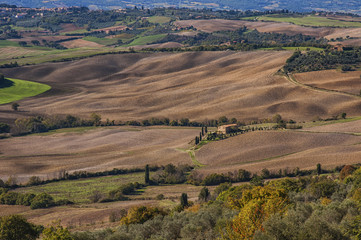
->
[145,164,150,184]
[180,193,188,208]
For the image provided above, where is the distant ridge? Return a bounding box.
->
[1,0,361,14]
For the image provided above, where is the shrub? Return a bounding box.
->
[120,206,167,225]
[0,215,41,240]
[202,173,229,186]
[30,193,55,209]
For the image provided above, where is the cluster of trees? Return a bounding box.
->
[284,48,361,72]
[89,182,143,203]
[151,164,193,184]
[188,163,344,186]
[68,165,361,239]
[12,113,103,135]
[157,27,326,49]
[195,126,208,145]
[0,189,71,210]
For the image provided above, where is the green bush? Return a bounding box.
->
[30,193,55,209]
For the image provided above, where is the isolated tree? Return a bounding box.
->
[0,122,10,133]
[18,41,27,47]
[145,164,150,184]
[317,163,322,175]
[199,132,202,141]
[180,193,188,208]
[201,126,204,136]
[272,114,282,123]
[341,112,347,119]
[218,116,228,124]
[90,113,101,126]
[205,126,208,133]
[31,40,40,46]
[11,102,19,111]
[198,187,210,202]
[195,136,199,145]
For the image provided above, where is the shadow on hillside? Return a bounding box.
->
[0,78,14,88]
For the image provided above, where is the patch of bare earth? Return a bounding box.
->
[60,39,104,48]
[59,23,85,33]
[196,131,361,174]
[294,70,361,95]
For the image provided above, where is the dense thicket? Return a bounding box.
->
[284,48,361,72]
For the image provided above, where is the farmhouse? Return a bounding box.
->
[333,43,344,52]
[218,124,238,134]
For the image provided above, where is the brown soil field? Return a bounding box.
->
[132,41,184,50]
[2,51,361,125]
[196,130,361,174]
[0,126,199,180]
[0,47,45,62]
[174,19,361,41]
[59,23,84,33]
[60,39,104,48]
[174,19,247,33]
[304,119,361,133]
[324,28,361,40]
[294,70,361,95]
[329,39,361,47]
[10,35,79,43]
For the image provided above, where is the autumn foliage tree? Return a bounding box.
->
[223,186,290,240]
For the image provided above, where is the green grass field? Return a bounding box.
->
[246,15,361,28]
[83,36,119,46]
[0,40,20,48]
[14,173,145,204]
[0,78,51,104]
[125,34,167,47]
[148,16,171,24]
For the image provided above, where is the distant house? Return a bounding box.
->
[333,43,344,52]
[218,124,238,134]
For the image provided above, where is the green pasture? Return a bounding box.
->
[147,16,171,24]
[246,15,361,27]
[125,34,167,47]
[14,172,145,204]
[83,36,119,45]
[0,78,51,104]
[0,40,20,47]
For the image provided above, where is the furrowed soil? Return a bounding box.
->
[294,70,361,95]
[0,126,199,180]
[2,51,361,125]
[196,130,361,174]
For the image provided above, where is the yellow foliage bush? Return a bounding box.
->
[222,186,290,240]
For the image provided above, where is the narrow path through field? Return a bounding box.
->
[284,73,361,99]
